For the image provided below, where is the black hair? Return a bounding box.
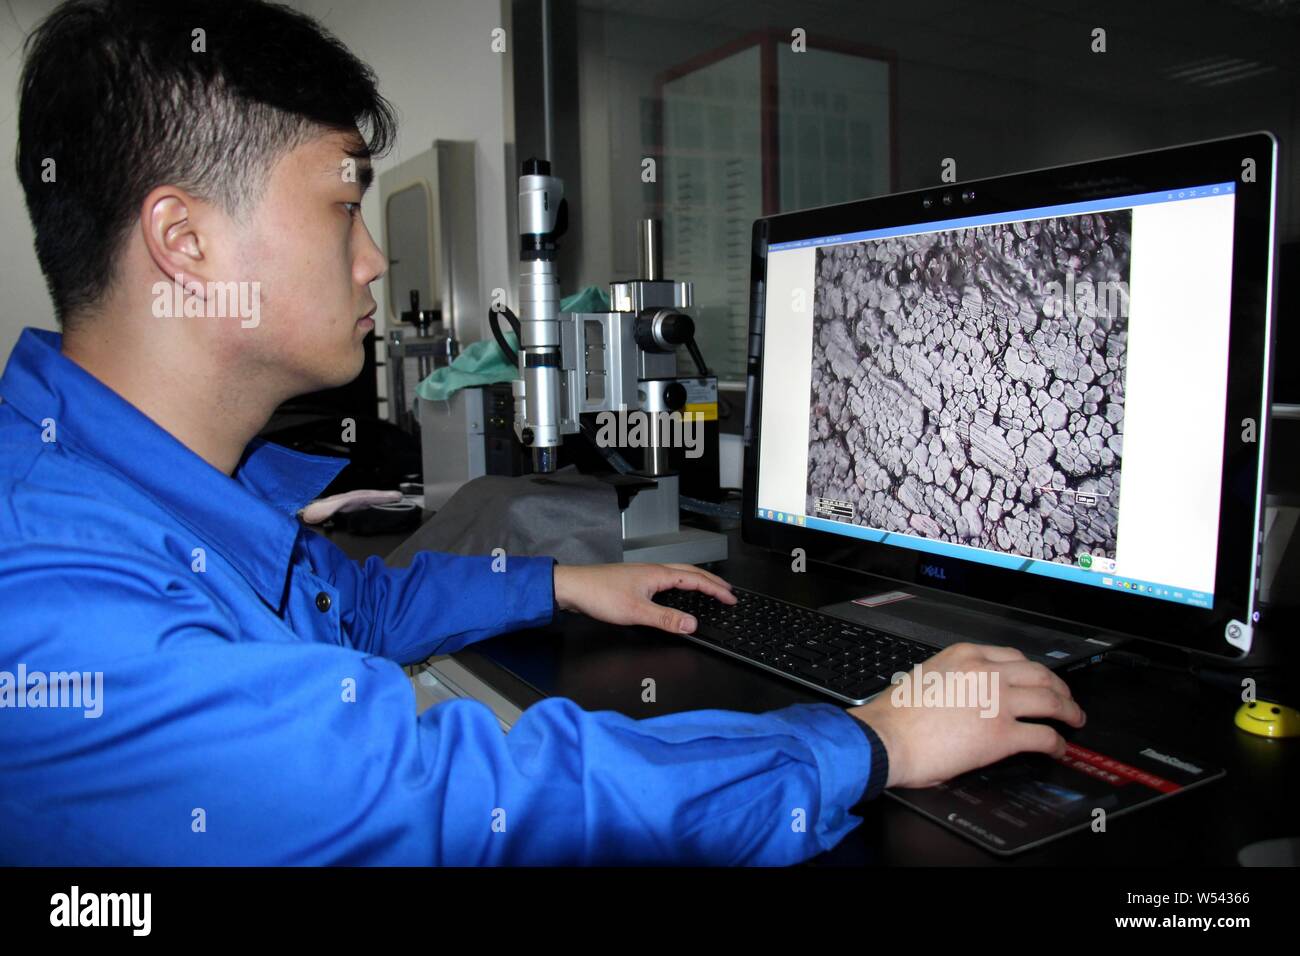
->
[15,0,397,327]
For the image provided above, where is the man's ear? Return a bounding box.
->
[139,186,210,295]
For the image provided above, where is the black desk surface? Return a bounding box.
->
[323,514,1300,866]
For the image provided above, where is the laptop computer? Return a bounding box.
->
[657,132,1277,704]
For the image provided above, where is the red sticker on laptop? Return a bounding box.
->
[852,590,916,608]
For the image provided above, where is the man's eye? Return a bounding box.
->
[342,202,362,218]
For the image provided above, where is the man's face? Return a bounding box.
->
[225,129,386,397]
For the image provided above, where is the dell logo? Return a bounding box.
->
[920,563,947,581]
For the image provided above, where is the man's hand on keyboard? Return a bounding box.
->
[553,562,737,635]
[849,642,1086,789]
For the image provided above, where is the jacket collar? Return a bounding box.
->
[0,327,349,611]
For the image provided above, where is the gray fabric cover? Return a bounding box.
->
[386,465,621,568]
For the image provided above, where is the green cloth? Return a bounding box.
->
[560,285,611,314]
[415,330,519,402]
[415,286,611,402]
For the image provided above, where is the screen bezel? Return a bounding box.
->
[741,132,1278,659]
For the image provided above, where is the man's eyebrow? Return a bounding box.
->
[355,160,374,195]
[332,150,374,194]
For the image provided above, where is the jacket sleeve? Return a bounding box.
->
[0,548,884,866]
[298,529,557,664]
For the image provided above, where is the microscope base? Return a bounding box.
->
[617,472,728,565]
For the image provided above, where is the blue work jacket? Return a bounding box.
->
[0,327,884,865]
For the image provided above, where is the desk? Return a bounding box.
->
[325,515,1300,865]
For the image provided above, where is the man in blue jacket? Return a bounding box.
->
[0,0,1084,865]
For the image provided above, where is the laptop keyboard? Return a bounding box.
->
[654,585,940,704]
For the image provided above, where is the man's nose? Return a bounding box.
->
[358,219,388,283]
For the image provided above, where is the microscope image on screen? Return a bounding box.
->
[806,210,1132,567]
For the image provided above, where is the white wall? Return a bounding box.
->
[0,0,517,366]
[0,0,60,362]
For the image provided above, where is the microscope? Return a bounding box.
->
[505,158,727,564]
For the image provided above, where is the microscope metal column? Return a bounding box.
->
[510,158,726,564]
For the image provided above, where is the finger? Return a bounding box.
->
[1007,686,1086,727]
[662,563,734,594]
[1010,722,1068,759]
[645,599,697,635]
[659,569,737,604]
[969,644,1029,663]
[994,659,1075,701]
